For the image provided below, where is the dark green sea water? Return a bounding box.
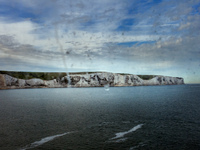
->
[0,84,200,150]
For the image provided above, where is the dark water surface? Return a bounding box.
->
[0,85,200,150]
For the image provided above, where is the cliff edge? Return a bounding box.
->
[0,72,184,89]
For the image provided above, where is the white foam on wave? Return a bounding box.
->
[115,137,128,143]
[20,132,73,150]
[111,124,143,140]
[129,142,147,150]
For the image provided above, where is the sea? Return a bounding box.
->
[0,84,200,150]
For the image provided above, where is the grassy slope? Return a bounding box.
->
[0,71,67,80]
[0,71,156,80]
[137,75,156,80]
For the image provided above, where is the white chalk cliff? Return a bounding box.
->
[0,72,184,89]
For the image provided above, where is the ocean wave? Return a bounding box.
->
[20,132,74,150]
[111,124,143,140]
[129,142,147,150]
[114,137,128,143]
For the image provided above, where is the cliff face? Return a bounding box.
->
[0,72,184,89]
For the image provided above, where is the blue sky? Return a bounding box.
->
[0,0,200,83]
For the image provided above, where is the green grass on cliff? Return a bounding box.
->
[0,71,67,80]
[137,75,156,80]
[0,71,108,80]
[0,71,156,81]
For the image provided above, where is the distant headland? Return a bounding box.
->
[0,71,184,89]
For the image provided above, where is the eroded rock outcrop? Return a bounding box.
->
[0,74,6,88]
[0,72,184,89]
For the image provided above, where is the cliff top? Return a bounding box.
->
[0,71,167,81]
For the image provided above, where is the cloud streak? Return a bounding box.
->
[0,0,200,83]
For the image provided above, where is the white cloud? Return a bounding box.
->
[0,21,36,44]
[0,0,199,83]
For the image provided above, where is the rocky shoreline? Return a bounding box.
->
[0,72,184,90]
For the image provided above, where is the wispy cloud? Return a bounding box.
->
[0,0,199,83]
